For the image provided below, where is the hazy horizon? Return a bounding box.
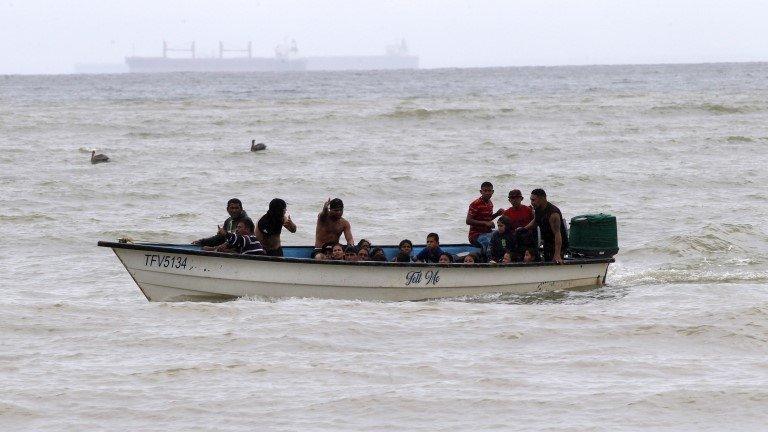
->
[1,0,766,75]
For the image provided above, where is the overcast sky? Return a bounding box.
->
[0,0,766,74]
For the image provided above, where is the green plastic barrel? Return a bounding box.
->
[568,213,619,258]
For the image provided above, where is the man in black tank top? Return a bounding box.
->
[518,189,569,263]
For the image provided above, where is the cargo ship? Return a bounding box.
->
[125,39,419,73]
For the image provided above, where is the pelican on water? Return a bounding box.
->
[91,150,110,164]
[251,140,267,151]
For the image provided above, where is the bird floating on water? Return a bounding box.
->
[91,150,110,164]
[251,140,267,152]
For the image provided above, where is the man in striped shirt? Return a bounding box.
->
[204,219,265,255]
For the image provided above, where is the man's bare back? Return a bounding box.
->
[314,198,353,247]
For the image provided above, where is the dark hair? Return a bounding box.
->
[395,251,412,262]
[439,253,453,263]
[524,247,539,261]
[322,241,336,251]
[497,215,512,227]
[344,244,358,254]
[398,239,413,248]
[427,232,439,242]
[481,181,493,189]
[357,239,371,249]
[464,253,479,263]
[370,247,387,261]
[227,198,243,207]
[531,188,547,198]
[329,198,344,210]
[258,198,287,236]
[238,218,255,233]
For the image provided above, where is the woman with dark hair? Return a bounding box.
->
[489,215,516,263]
[257,198,297,256]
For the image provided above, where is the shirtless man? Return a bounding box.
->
[314,198,353,248]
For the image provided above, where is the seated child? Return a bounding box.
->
[357,248,370,260]
[329,243,345,261]
[489,216,515,263]
[523,248,537,263]
[513,227,537,260]
[462,253,478,264]
[311,241,336,259]
[394,239,414,262]
[344,245,359,261]
[369,247,387,261]
[438,252,453,264]
[415,233,444,263]
[394,251,412,262]
[357,239,372,253]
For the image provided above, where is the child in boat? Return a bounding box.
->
[462,253,478,264]
[357,248,370,261]
[394,251,412,262]
[357,239,372,253]
[438,253,453,264]
[392,239,414,262]
[523,248,536,263]
[370,247,387,261]
[415,233,444,263]
[344,245,359,261]
[489,216,515,263]
[330,243,345,260]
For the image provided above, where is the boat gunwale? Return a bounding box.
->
[98,241,615,268]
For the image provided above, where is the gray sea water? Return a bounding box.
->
[1,64,767,431]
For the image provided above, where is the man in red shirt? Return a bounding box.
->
[466,181,504,249]
[502,189,534,231]
[503,189,536,260]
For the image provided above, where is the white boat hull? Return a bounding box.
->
[102,242,612,302]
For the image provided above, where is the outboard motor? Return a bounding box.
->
[568,213,619,258]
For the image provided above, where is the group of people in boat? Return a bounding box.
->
[191,182,569,264]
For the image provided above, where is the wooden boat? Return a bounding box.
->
[98,241,614,302]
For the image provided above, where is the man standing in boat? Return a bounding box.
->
[193,198,252,247]
[466,181,504,252]
[519,189,569,264]
[314,198,354,248]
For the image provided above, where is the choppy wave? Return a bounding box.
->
[649,103,756,115]
[380,106,516,120]
[383,107,476,119]
[0,213,55,222]
[611,267,768,287]
[726,135,754,142]
[651,223,766,257]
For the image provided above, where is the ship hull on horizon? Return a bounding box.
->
[125,55,419,73]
